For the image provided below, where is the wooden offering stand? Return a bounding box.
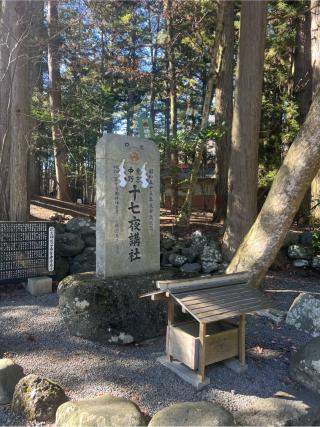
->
[142,272,271,384]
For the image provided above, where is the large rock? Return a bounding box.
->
[56,394,146,427]
[235,391,320,426]
[293,259,310,268]
[282,230,302,248]
[256,308,287,324]
[201,244,222,264]
[0,359,24,404]
[290,337,320,394]
[300,231,313,246]
[12,374,68,422]
[201,261,219,274]
[168,254,188,267]
[200,243,222,273]
[80,227,96,247]
[171,244,185,255]
[55,223,66,235]
[181,247,198,263]
[149,401,234,426]
[270,249,290,271]
[312,255,320,270]
[190,231,208,257]
[65,217,95,234]
[160,251,173,267]
[217,262,228,274]
[180,263,202,273]
[70,247,96,274]
[55,233,85,257]
[54,255,70,282]
[160,233,176,251]
[286,293,320,337]
[287,244,314,260]
[58,271,176,344]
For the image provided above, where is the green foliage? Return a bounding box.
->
[260,0,301,180]
[258,167,278,188]
[312,232,320,252]
[31,0,311,210]
[153,124,224,166]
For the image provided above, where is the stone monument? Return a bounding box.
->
[96,134,160,278]
[58,134,175,345]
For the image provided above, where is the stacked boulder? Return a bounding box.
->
[54,218,96,281]
[285,231,320,271]
[287,244,314,269]
[161,230,226,275]
[53,217,320,281]
[54,220,225,282]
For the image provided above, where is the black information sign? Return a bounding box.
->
[0,222,55,283]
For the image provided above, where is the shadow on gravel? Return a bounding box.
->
[0,272,319,411]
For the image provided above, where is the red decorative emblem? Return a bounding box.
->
[130,150,140,163]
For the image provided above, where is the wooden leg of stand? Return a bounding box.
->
[198,322,206,382]
[239,315,246,366]
[167,298,175,362]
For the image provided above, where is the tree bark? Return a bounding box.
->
[214,1,234,223]
[177,0,224,224]
[0,1,11,220]
[9,1,31,220]
[311,0,320,220]
[48,0,71,201]
[147,2,159,128]
[222,1,267,259]
[227,89,320,288]
[292,5,312,224]
[293,7,312,124]
[28,1,44,198]
[126,89,134,136]
[164,0,179,214]
[0,1,36,221]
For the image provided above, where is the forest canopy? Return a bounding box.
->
[1,0,320,274]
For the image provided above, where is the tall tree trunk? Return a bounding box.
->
[293,6,312,124]
[222,1,267,259]
[28,153,41,196]
[0,1,34,220]
[293,5,312,224]
[164,0,179,214]
[214,1,234,223]
[126,89,134,136]
[177,0,225,224]
[48,0,71,201]
[100,29,113,133]
[311,0,320,220]
[0,1,11,220]
[9,1,30,220]
[126,24,138,137]
[28,0,45,198]
[227,89,320,288]
[148,3,159,128]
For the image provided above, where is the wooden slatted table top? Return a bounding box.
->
[141,272,272,324]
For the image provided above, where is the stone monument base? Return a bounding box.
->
[58,270,181,345]
[26,277,52,296]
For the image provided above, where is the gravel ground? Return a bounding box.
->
[0,270,319,426]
